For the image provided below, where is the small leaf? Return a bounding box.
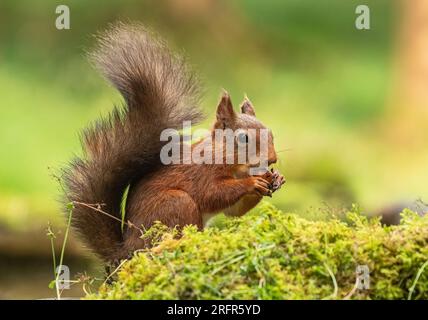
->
[120,184,131,234]
[48,280,56,289]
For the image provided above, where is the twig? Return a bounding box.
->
[73,201,144,236]
[55,204,73,300]
[103,259,129,286]
[46,223,57,280]
[343,277,359,300]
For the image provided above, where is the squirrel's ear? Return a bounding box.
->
[240,96,256,116]
[216,91,235,127]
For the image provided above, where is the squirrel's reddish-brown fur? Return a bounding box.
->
[62,23,284,263]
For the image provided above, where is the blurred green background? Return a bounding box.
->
[1,0,427,298]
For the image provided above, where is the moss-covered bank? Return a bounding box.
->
[90,203,428,299]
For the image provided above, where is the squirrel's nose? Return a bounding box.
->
[268,156,277,166]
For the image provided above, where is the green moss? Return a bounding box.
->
[90,203,428,300]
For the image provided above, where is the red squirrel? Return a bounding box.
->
[62,23,285,263]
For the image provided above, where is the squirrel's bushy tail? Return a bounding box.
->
[62,23,203,262]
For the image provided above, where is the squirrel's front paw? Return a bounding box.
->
[248,176,272,197]
[270,168,286,192]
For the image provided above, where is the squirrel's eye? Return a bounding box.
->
[237,132,249,144]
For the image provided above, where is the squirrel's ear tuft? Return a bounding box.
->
[216,91,235,127]
[240,96,256,116]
